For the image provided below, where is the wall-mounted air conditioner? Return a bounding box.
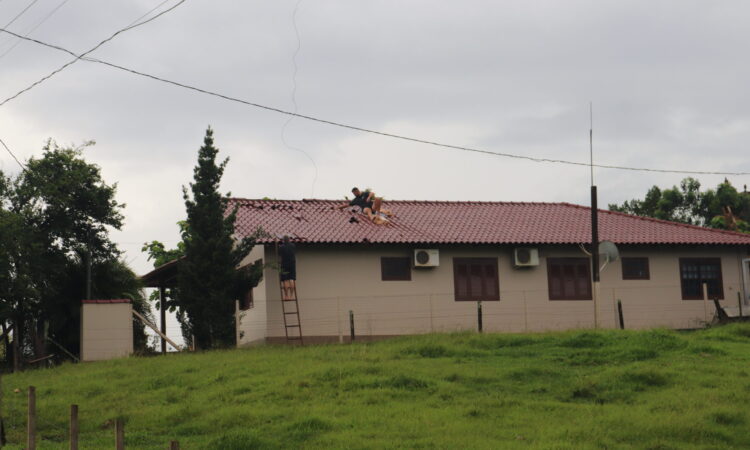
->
[513,248,539,267]
[414,249,439,267]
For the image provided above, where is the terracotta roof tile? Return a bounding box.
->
[228,198,750,246]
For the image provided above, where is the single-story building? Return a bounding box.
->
[226,198,750,344]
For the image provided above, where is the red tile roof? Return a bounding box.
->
[229,198,750,246]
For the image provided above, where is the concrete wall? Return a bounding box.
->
[80,301,133,361]
[237,245,268,345]
[261,243,746,340]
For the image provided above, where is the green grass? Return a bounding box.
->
[3,324,750,449]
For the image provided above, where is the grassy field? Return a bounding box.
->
[2,324,750,449]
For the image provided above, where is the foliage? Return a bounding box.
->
[3,325,750,448]
[609,177,750,231]
[176,127,257,349]
[0,140,147,366]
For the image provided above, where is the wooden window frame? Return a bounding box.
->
[452,257,500,302]
[381,257,412,281]
[621,257,650,280]
[546,257,592,301]
[679,257,724,300]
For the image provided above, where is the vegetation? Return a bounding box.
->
[0,141,150,369]
[609,177,750,231]
[3,325,750,448]
[146,127,260,350]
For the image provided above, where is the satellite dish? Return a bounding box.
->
[598,241,619,269]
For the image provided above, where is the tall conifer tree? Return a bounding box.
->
[179,127,254,348]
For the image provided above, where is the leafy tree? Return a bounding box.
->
[0,140,147,367]
[176,127,256,349]
[609,177,750,231]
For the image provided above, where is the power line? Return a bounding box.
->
[280,0,318,197]
[0,136,26,170]
[2,0,40,29]
[1,29,749,177]
[0,0,186,107]
[0,0,71,60]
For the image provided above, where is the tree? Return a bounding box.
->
[0,140,147,367]
[609,177,750,232]
[177,127,256,349]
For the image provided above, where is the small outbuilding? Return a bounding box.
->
[80,299,133,361]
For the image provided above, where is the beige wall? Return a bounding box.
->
[237,245,268,346]
[80,302,133,361]
[257,243,746,339]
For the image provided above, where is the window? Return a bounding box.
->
[453,258,499,301]
[381,257,411,281]
[547,257,592,300]
[679,258,723,300]
[240,288,254,310]
[622,257,650,280]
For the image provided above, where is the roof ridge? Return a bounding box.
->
[227,197,567,206]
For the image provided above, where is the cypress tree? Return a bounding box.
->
[179,127,252,348]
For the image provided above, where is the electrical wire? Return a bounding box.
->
[0,0,71,60]
[0,0,186,107]
[280,0,318,197]
[2,0,40,29]
[0,135,26,170]
[1,26,749,177]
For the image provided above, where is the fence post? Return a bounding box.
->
[235,299,241,348]
[739,291,743,318]
[115,418,124,450]
[70,404,79,450]
[617,300,625,330]
[702,283,709,324]
[349,310,355,342]
[169,440,180,449]
[27,386,36,450]
[477,301,483,333]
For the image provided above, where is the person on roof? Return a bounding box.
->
[336,187,392,224]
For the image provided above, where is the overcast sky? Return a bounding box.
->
[2,0,749,278]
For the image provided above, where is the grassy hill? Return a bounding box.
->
[3,324,750,449]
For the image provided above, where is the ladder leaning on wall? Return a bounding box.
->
[279,282,303,345]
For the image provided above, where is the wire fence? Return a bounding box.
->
[238,284,748,341]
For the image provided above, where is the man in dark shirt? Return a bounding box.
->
[336,187,392,224]
[343,187,374,211]
[279,236,296,300]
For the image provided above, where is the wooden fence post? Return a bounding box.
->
[235,300,241,348]
[115,418,124,450]
[617,300,625,330]
[477,301,483,333]
[27,386,36,450]
[349,310,355,342]
[702,283,709,324]
[70,404,79,450]
[738,291,743,318]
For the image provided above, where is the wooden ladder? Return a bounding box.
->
[280,283,303,345]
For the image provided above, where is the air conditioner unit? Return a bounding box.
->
[514,248,539,267]
[414,249,439,267]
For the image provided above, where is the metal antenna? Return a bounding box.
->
[589,101,594,186]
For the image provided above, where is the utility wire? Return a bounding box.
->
[280,0,318,197]
[2,0,40,29]
[0,0,186,107]
[0,0,71,60]
[0,136,26,170]
[1,27,749,177]
[125,0,174,28]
